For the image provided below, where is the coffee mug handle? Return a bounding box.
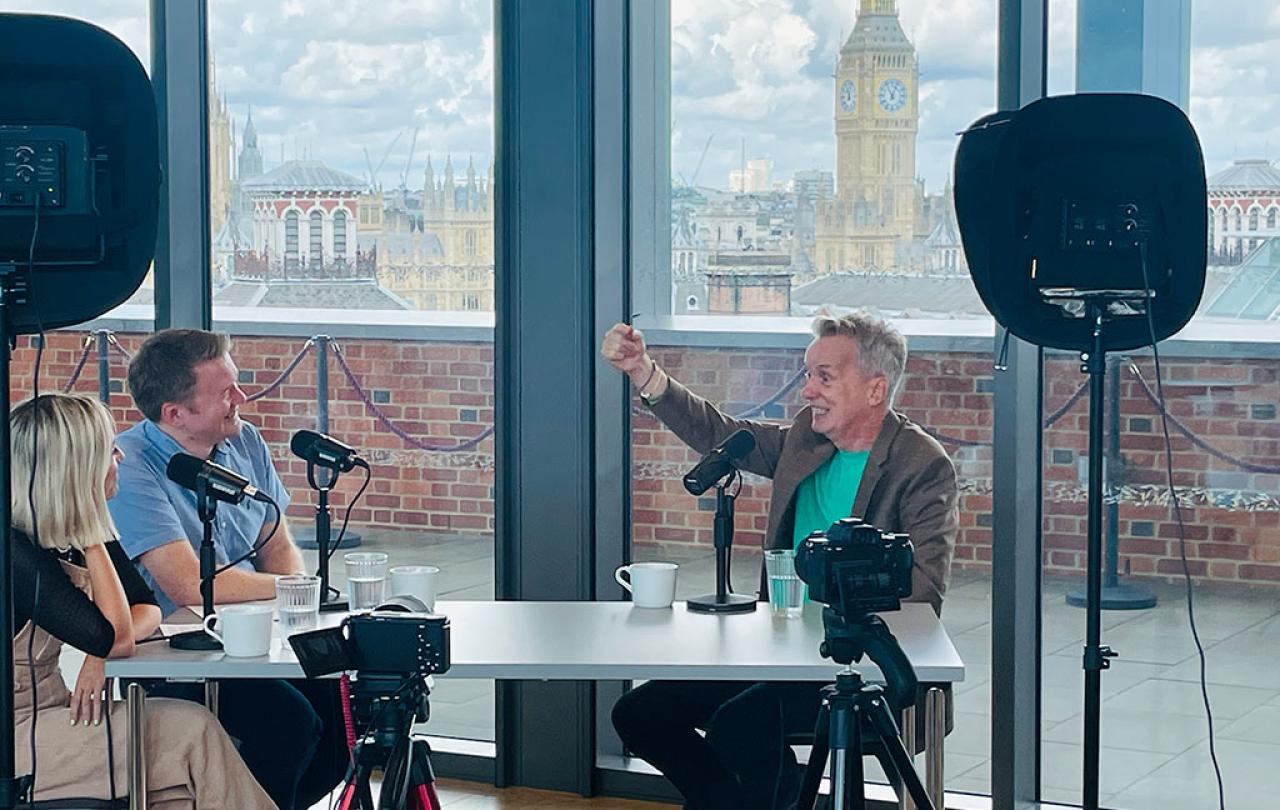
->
[202,613,224,645]
[614,565,633,594]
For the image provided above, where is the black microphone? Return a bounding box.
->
[290,429,365,473]
[166,453,269,505]
[682,429,757,496]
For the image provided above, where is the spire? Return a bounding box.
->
[243,106,258,148]
[423,155,436,213]
[444,155,455,212]
[466,155,478,207]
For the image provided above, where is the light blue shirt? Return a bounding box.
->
[109,420,290,617]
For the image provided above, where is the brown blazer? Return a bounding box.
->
[649,377,958,615]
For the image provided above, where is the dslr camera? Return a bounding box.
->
[288,598,451,680]
[794,517,913,615]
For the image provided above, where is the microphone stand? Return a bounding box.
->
[169,475,224,650]
[307,460,348,611]
[687,471,756,614]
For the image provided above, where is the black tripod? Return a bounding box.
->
[335,674,441,810]
[795,611,934,810]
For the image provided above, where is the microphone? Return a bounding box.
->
[290,429,365,473]
[682,429,756,495]
[166,453,268,505]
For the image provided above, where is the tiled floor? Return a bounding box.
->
[307,529,1280,810]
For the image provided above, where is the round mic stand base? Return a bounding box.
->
[168,629,223,651]
[1066,580,1156,611]
[686,593,757,614]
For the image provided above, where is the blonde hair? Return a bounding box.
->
[10,394,120,551]
[811,311,908,402]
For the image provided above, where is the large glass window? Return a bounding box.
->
[1041,1,1280,807]
[207,0,496,745]
[627,0,998,798]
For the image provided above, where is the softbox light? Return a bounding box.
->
[0,13,159,333]
[954,93,1206,352]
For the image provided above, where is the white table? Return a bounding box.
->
[109,600,964,809]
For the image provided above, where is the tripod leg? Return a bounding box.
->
[796,699,831,809]
[832,703,865,810]
[407,740,442,810]
[863,697,934,810]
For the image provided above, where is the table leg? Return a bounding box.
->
[204,680,219,717]
[127,681,148,810]
[925,686,945,810]
[900,705,916,810]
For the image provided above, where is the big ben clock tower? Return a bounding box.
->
[816,0,920,273]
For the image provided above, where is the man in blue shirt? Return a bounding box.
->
[111,329,345,810]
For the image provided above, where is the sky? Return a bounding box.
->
[3,0,1279,196]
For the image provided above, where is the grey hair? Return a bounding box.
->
[810,311,908,402]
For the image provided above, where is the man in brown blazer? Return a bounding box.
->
[603,311,958,810]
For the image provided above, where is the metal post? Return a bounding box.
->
[926,687,945,810]
[96,330,111,404]
[901,705,917,810]
[315,334,330,434]
[127,681,147,810]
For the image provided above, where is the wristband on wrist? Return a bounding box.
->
[637,358,658,394]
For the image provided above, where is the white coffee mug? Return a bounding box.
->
[615,562,678,609]
[388,565,440,611]
[203,604,273,657]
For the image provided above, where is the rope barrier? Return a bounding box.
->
[60,334,94,392]
[1126,359,1280,475]
[243,339,315,402]
[42,330,1280,474]
[331,341,493,453]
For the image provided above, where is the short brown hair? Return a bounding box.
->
[811,311,908,402]
[127,329,231,422]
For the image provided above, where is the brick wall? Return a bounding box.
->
[11,329,1279,587]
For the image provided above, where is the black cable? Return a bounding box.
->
[324,460,372,571]
[104,694,117,803]
[23,195,45,809]
[724,469,742,595]
[1138,243,1225,810]
[214,496,282,575]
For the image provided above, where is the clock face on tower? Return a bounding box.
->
[877,78,907,112]
[839,79,856,113]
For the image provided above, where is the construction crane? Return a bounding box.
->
[362,131,403,190]
[689,133,715,188]
[400,125,421,189]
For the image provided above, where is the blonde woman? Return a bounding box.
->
[9,393,276,809]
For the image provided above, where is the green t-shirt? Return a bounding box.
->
[791,450,870,548]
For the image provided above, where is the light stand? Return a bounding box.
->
[1076,299,1130,809]
[168,477,224,651]
[307,460,348,612]
[0,265,33,807]
[1067,353,1156,610]
[686,471,756,614]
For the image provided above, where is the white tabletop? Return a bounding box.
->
[106,600,964,684]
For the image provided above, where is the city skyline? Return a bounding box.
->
[4,0,1279,196]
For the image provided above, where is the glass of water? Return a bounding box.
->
[344,551,389,610]
[275,575,321,634]
[765,549,804,618]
